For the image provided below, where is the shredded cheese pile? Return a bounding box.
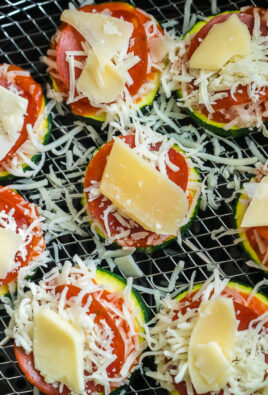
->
[5,256,143,395]
[162,8,268,131]
[145,271,268,395]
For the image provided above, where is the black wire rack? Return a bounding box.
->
[0,0,268,394]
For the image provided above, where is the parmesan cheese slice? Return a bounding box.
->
[76,51,126,104]
[99,138,188,236]
[60,10,134,68]
[188,298,236,393]
[241,176,268,228]
[33,308,84,394]
[0,86,28,161]
[189,14,251,71]
[0,229,23,279]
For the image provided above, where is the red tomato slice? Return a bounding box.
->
[0,64,43,164]
[0,187,45,286]
[173,287,267,394]
[84,134,189,249]
[56,3,149,99]
[256,226,268,241]
[15,283,127,395]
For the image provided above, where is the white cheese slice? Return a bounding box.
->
[241,176,268,228]
[99,138,188,236]
[60,10,134,68]
[0,229,23,279]
[0,85,28,136]
[33,308,84,394]
[114,255,143,277]
[188,298,236,393]
[189,14,251,70]
[76,50,126,104]
[191,342,230,385]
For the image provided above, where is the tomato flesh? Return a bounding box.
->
[15,283,130,395]
[0,187,45,286]
[0,64,43,164]
[173,286,268,395]
[84,134,189,248]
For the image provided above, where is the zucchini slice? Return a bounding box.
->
[168,281,268,395]
[47,2,162,122]
[14,265,150,395]
[83,136,201,252]
[178,9,268,137]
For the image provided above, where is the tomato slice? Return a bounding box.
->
[84,134,189,249]
[0,187,45,286]
[173,286,267,394]
[0,64,43,164]
[55,3,149,103]
[15,283,127,395]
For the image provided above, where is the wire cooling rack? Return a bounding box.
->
[0,0,268,394]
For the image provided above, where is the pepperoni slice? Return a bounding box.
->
[0,64,43,164]
[0,187,45,286]
[15,283,128,395]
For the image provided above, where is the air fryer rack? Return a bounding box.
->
[0,0,267,394]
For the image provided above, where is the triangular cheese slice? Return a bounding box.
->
[76,50,126,104]
[188,298,236,393]
[60,10,134,68]
[0,229,23,279]
[189,14,251,70]
[99,138,188,236]
[241,176,268,228]
[33,308,84,394]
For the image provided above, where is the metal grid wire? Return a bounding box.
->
[0,0,268,393]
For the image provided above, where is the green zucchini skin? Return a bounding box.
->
[233,187,268,273]
[83,145,201,253]
[177,90,252,138]
[0,99,52,182]
[178,10,267,138]
[96,267,150,323]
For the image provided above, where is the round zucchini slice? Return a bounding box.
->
[151,280,268,395]
[178,8,268,137]
[46,2,162,122]
[14,264,150,395]
[0,98,52,181]
[83,134,201,252]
